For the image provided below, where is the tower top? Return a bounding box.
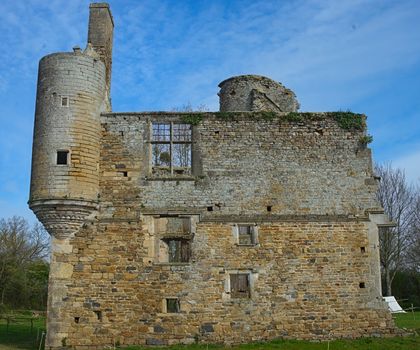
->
[88,2,114,103]
[218,75,299,113]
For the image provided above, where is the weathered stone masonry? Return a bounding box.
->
[29,3,398,349]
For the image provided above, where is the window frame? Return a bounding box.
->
[233,224,258,246]
[151,122,192,175]
[165,298,180,313]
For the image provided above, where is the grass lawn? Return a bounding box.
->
[0,312,418,350]
[0,315,46,350]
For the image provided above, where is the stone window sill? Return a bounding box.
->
[146,177,196,181]
[154,262,191,266]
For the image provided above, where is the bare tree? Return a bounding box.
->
[375,164,419,295]
[0,216,49,305]
[405,195,420,271]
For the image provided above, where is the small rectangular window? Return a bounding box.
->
[238,225,255,245]
[166,298,180,313]
[57,150,69,165]
[230,273,250,298]
[61,96,69,107]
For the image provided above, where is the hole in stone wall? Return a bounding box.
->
[215,130,219,134]
[359,282,366,288]
[120,131,124,136]
[118,171,128,177]
[267,206,272,212]
[360,247,366,253]
[94,310,102,321]
[207,206,213,212]
[74,317,80,324]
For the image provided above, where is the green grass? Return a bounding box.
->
[0,315,46,350]
[0,313,418,350]
[122,336,420,350]
[394,311,420,333]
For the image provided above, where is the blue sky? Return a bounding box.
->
[0,0,419,223]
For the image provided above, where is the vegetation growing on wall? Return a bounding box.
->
[180,114,203,125]
[283,111,366,131]
[359,135,373,146]
[212,111,367,131]
[214,111,237,120]
[329,111,366,131]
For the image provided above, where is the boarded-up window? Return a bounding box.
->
[238,225,255,245]
[164,238,190,263]
[230,273,250,298]
[166,298,180,313]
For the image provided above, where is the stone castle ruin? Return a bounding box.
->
[29,3,398,349]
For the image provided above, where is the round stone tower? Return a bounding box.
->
[218,75,299,112]
[29,3,113,239]
[29,51,106,238]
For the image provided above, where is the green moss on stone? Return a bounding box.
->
[215,112,237,120]
[181,114,203,125]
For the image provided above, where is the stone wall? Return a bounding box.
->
[52,219,395,348]
[30,52,105,202]
[42,111,397,349]
[99,112,378,218]
[87,3,114,105]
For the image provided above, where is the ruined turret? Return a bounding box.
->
[218,75,299,112]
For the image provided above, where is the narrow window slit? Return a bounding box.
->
[359,282,366,288]
[94,310,102,321]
